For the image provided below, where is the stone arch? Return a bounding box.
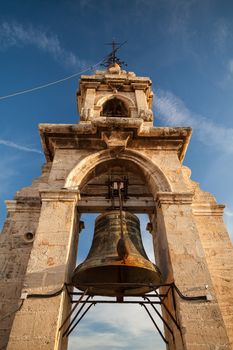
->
[95,94,136,118]
[64,148,172,194]
[101,97,129,117]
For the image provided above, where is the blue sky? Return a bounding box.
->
[0,0,233,349]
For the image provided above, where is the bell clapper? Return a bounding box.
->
[117,181,129,264]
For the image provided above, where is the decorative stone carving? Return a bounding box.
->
[107,63,121,74]
[138,109,153,121]
[102,131,131,152]
[145,109,153,121]
[80,108,92,121]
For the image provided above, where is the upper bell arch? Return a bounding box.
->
[96,94,135,118]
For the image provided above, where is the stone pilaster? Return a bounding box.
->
[0,199,41,350]
[154,192,231,350]
[7,190,79,350]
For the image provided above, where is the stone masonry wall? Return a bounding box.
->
[0,164,50,349]
[0,201,41,349]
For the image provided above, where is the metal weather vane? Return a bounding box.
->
[101,40,128,68]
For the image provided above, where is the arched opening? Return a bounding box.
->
[66,157,168,350]
[100,97,129,117]
[68,212,166,350]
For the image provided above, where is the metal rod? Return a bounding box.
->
[144,296,174,339]
[162,285,172,301]
[173,283,207,301]
[59,289,89,331]
[171,284,177,317]
[171,285,186,349]
[118,182,124,240]
[63,295,91,336]
[65,283,72,304]
[69,292,167,297]
[141,303,168,345]
[65,303,95,337]
[71,300,161,304]
[153,288,181,330]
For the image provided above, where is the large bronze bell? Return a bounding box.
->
[72,211,162,296]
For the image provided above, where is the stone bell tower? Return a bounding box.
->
[1,55,233,350]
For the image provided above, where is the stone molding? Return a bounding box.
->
[81,81,100,89]
[39,123,192,162]
[39,190,80,203]
[156,192,194,207]
[92,117,142,128]
[5,199,41,213]
[131,82,149,90]
[192,203,225,216]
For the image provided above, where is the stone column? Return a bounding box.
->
[154,192,231,350]
[7,190,79,350]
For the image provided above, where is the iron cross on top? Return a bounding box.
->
[102,39,128,68]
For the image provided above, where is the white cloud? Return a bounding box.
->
[214,19,229,51]
[0,139,42,154]
[225,209,233,217]
[167,0,191,35]
[0,21,85,70]
[154,89,233,154]
[228,59,233,74]
[68,303,165,350]
[212,19,233,84]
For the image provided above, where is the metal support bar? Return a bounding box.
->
[153,288,181,331]
[71,300,161,304]
[59,288,89,331]
[144,296,174,340]
[64,303,95,337]
[63,295,91,337]
[141,303,168,345]
[70,291,167,297]
[61,282,208,342]
[172,283,208,301]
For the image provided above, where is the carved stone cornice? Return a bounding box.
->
[81,81,101,89]
[131,82,149,90]
[39,123,192,163]
[192,203,225,216]
[39,190,80,203]
[156,192,194,207]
